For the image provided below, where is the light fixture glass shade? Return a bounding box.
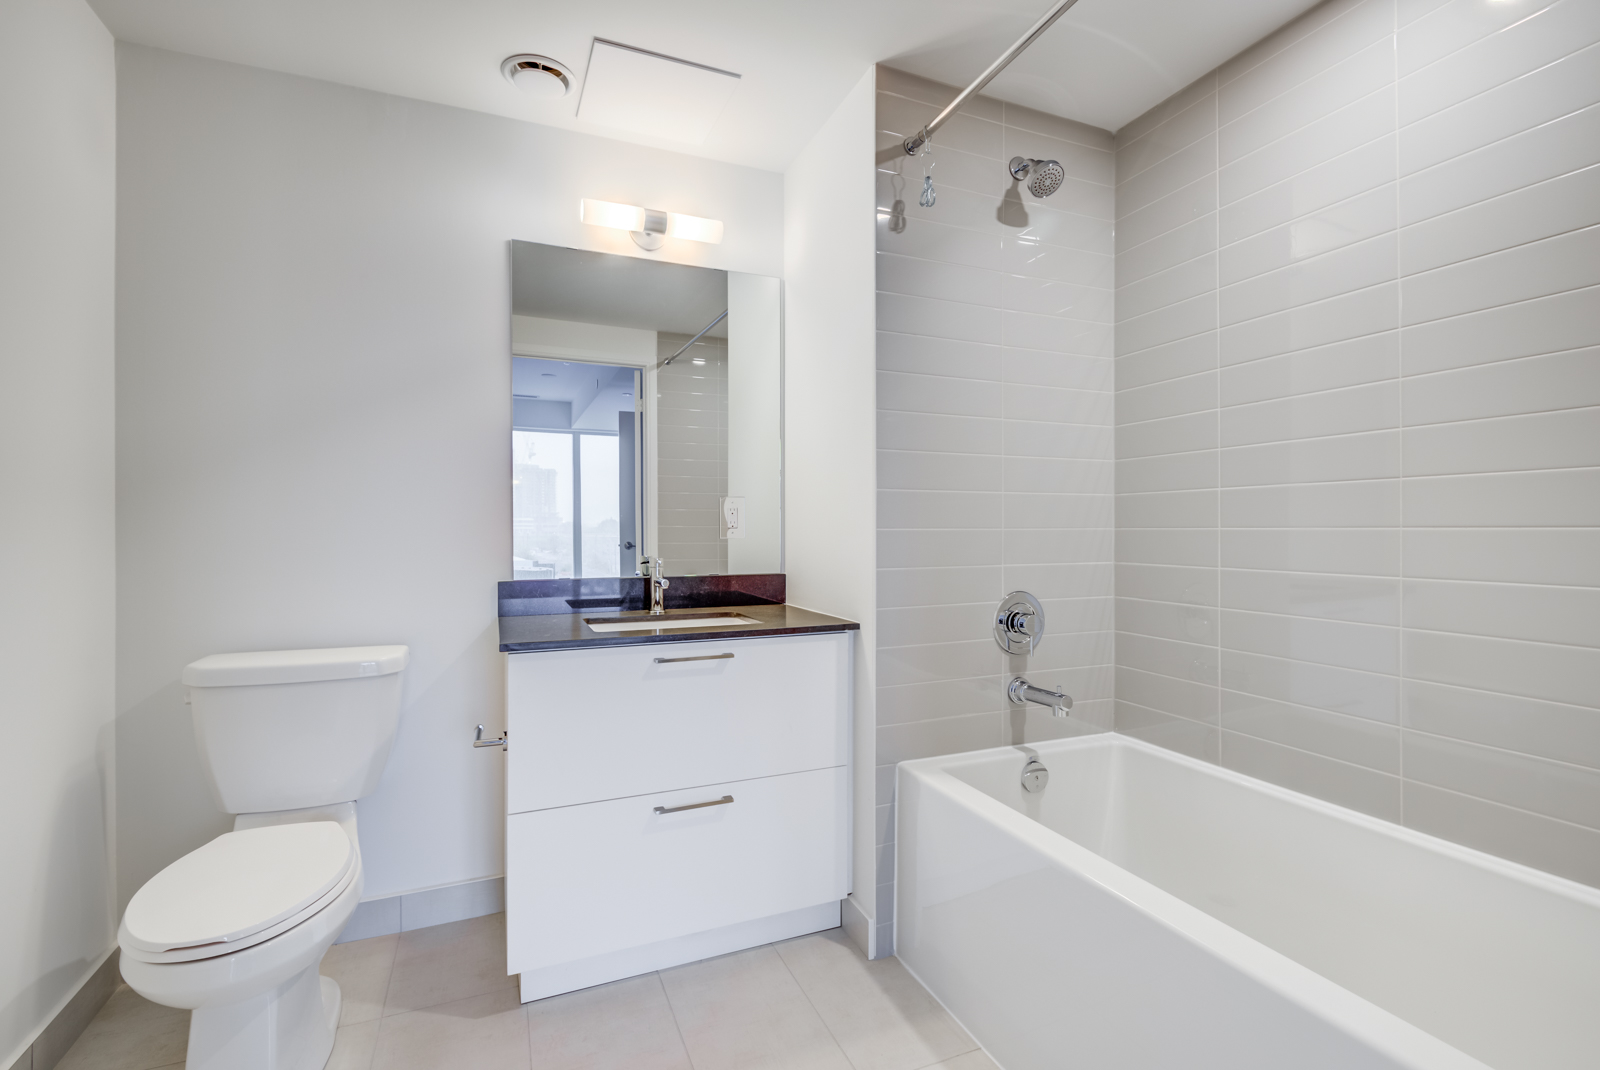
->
[666,212,724,244]
[580,199,723,245]
[580,199,647,232]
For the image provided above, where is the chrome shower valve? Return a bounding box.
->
[994,591,1046,655]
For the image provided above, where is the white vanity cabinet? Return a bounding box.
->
[503,630,851,1002]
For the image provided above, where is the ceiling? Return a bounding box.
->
[89,0,1322,172]
[512,241,727,337]
[512,357,633,402]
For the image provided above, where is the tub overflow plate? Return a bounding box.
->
[1021,758,1050,793]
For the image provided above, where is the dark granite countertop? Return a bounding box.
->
[496,574,858,652]
[499,601,859,653]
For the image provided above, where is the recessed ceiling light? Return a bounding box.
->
[501,54,571,99]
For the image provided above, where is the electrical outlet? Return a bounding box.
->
[721,496,745,540]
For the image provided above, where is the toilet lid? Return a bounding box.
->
[122,822,355,953]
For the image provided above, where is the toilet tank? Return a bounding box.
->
[182,645,408,814]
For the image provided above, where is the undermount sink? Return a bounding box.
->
[582,612,764,633]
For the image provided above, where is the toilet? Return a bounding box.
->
[119,645,408,1070]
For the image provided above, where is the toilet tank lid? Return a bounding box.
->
[182,645,409,687]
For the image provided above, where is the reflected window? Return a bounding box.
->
[512,431,573,579]
[511,356,637,579]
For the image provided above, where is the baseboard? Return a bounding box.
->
[518,900,841,1003]
[874,920,895,959]
[5,948,120,1070]
[841,893,873,957]
[336,875,505,943]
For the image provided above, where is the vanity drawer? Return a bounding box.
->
[505,764,848,973]
[505,630,849,813]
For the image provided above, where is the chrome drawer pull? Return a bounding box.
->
[652,652,735,664]
[654,795,734,814]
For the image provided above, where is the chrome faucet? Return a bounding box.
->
[641,556,670,615]
[1008,677,1072,718]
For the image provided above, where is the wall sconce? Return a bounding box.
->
[579,199,724,251]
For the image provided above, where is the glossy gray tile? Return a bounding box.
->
[1221,730,1403,820]
[1117,0,1600,886]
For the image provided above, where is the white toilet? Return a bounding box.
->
[119,645,408,1070]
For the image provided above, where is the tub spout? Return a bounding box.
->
[1008,677,1072,718]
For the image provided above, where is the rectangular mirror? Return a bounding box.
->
[510,240,782,579]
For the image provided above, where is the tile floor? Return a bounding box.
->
[56,914,998,1070]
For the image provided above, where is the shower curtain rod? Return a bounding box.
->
[902,0,1084,156]
[661,309,728,367]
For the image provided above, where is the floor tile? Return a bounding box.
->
[54,987,188,1070]
[918,1051,1002,1070]
[327,1019,379,1070]
[322,933,399,1026]
[83,986,185,1026]
[54,919,976,1070]
[661,946,853,1070]
[525,973,690,1070]
[776,930,978,1070]
[382,914,516,1016]
[371,988,529,1070]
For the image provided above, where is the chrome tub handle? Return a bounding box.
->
[654,795,734,814]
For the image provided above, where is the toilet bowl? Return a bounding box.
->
[120,820,363,1070]
[119,645,407,1070]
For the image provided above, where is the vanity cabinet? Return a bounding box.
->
[504,630,851,1002]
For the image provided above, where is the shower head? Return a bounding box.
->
[1009,156,1065,198]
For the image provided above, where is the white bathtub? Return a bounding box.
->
[896,735,1600,1070]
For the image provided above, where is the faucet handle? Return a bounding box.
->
[994,591,1046,654]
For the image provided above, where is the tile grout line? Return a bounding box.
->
[649,970,700,1070]
[1393,0,1407,829]
[375,932,401,1029]
[770,940,863,1070]
[1214,78,1224,761]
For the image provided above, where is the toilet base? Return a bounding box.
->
[187,966,341,1070]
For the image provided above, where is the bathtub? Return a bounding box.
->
[895,735,1600,1070]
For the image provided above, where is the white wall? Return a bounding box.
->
[0,0,117,1062]
[114,43,785,910]
[872,67,1118,954]
[783,69,881,953]
[726,273,784,573]
[1113,0,1600,886]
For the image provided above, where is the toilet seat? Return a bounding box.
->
[121,822,355,964]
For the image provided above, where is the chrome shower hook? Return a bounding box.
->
[918,138,937,208]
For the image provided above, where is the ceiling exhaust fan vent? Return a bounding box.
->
[501,54,572,99]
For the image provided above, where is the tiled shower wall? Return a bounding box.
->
[656,332,728,575]
[1113,0,1600,885]
[874,67,1117,951]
